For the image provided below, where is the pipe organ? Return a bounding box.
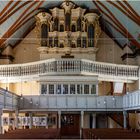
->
[35,1,101,60]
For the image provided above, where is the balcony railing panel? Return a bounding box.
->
[0,59,138,82]
[20,95,123,111]
[0,88,19,110]
[123,90,140,110]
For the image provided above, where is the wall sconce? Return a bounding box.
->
[104,100,106,104]
[30,98,33,104]
[112,96,115,101]
[20,94,23,100]
[36,101,39,107]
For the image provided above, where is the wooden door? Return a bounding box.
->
[61,114,80,136]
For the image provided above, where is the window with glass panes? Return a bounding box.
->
[91,85,96,94]
[84,84,89,94]
[49,84,54,94]
[70,84,75,94]
[77,84,83,94]
[41,84,47,94]
[62,84,68,94]
[56,84,61,94]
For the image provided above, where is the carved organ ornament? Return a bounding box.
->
[36,1,101,51]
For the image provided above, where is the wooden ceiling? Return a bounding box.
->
[0,0,140,52]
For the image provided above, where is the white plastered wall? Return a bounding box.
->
[129,113,140,129]
[13,28,40,64]
[96,32,124,64]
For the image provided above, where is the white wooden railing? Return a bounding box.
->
[0,88,19,110]
[0,59,139,82]
[123,90,140,110]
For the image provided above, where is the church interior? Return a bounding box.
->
[0,0,140,139]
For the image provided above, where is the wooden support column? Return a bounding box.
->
[92,113,96,128]
[0,110,3,134]
[80,111,84,138]
[58,111,61,129]
[123,111,127,129]
[15,110,19,129]
[29,112,33,129]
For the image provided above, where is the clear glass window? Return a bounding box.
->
[41,84,47,94]
[56,84,61,94]
[91,85,96,94]
[77,84,82,94]
[49,84,54,94]
[84,85,89,94]
[62,84,68,94]
[70,84,75,94]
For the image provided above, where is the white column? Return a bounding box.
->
[75,84,77,94]
[0,110,3,134]
[15,110,19,129]
[92,113,96,128]
[80,111,84,138]
[58,111,61,129]
[45,114,48,129]
[138,68,140,90]
[96,84,98,95]
[29,113,33,129]
[68,84,70,94]
[61,84,63,94]
[89,84,91,94]
[47,84,49,94]
[123,111,127,129]
[54,84,56,94]
[82,84,84,94]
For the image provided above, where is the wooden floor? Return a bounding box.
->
[82,128,140,139]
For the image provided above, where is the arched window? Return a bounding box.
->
[77,37,81,47]
[41,24,48,46]
[82,37,87,48]
[88,24,94,47]
[54,18,59,31]
[60,24,64,32]
[71,24,76,32]
[77,18,82,31]
[60,43,64,48]
[71,42,76,48]
[65,13,71,31]
[49,37,53,47]
[54,37,58,47]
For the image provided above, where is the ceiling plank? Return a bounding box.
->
[0,1,21,21]
[93,0,140,49]
[117,1,140,25]
[123,1,140,20]
[0,1,38,46]
[0,1,44,47]
[107,0,140,26]
[0,1,13,17]
[0,1,32,25]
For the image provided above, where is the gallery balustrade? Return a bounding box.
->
[0,59,138,82]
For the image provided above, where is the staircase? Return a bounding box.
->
[108,113,130,128]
